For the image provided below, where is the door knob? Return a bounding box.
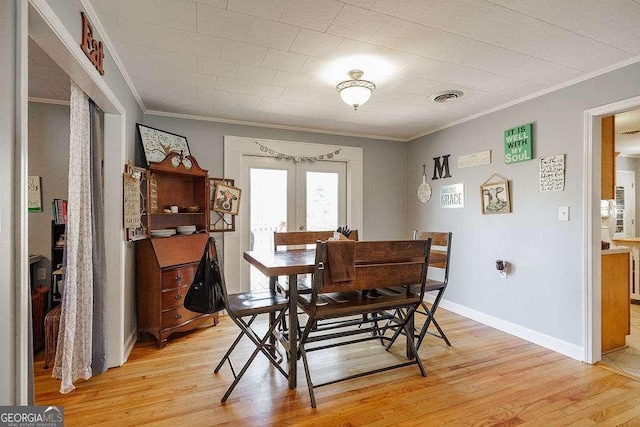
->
[299,226,304,230]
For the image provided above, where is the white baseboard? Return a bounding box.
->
[424,294,585,361]
[123,329,137,365]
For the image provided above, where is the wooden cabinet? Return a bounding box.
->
[601,115,615,200]
[136,233,217,348]
[601,251,630,353]
[136,153,217,348]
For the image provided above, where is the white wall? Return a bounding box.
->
[143,115,408,241]
[28,102,69,278]
[408,60,640,357]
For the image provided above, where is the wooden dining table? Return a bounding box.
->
[244,246,418,389]
[243,248,316,389]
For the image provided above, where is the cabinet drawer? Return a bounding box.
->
[161,265,197,290]
[161,285,190,310]
[162,306,201,328]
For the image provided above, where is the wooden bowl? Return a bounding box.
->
[184,205,200,213]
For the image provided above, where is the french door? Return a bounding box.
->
[244,156,347,290]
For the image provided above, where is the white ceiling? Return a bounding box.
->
[42,1,640,140]
[28,37,71,102]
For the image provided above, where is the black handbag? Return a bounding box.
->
[184,237,225,314]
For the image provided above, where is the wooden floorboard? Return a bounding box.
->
[34,308,640,426]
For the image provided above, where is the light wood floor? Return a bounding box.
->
[601,303,640,378]
[35,308,640,426]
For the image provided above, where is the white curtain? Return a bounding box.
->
[52,81,94,393]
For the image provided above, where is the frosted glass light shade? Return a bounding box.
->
[339,86,372,109]
[336,69,375,110]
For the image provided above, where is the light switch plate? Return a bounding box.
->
[559,206,569,221]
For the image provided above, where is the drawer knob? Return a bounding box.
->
[175,274,184,282]
[175,293,182,300]
[174,313,182,320]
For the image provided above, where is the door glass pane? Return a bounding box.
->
[250,168,287,290]
[615,185,625,233]
[306,171,338,231]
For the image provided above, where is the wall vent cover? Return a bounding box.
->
[431,90,464,103]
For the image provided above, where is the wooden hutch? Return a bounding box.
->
[135,152,218,348]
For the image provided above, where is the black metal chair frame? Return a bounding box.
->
[211,238,290,403]
[297,239,431,408]
[385,231,452,350]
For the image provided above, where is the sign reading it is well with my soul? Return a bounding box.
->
[504,123,533,164]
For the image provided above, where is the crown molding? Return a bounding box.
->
[144,110,407,142]
[408,54,640,142]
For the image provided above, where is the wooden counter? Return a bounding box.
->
[601,251,630,353]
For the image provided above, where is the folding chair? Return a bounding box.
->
[413,230,452,348]
[298,239,431,408]
[210,238,290,402]
[384,231,452,350]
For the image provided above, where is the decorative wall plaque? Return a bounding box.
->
[80,12,104,75]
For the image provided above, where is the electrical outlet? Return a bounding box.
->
[37,267,47,280]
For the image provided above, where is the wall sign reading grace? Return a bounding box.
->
[80,12,104,75]
[440,183,464,208]
[504,123,533,164]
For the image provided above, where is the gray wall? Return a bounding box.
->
[408,60,640,350]
[0,0,17,405]
[28,102,69,282]
[143,116,408,241]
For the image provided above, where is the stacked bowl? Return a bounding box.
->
[150,229,176,238]
[177,225,196,235]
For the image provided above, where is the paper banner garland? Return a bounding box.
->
[255,141,341,162]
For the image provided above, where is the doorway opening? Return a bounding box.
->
[223,136,363,294]
[247,156,347,291]
[585,95,640,372]
[21,1,130,401]
[599,110,640,378]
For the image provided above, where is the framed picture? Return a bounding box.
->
[210,178,236,231]
[28,176,42,212]
[136,123,191,165]
[212,181,242,216]
[481,180,511,214]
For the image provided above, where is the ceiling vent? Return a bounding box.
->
[431,90,464,103]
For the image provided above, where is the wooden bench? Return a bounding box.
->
[297,239,431,408]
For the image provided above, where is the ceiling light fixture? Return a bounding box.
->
[336,69,375,110]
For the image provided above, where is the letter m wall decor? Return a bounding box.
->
[432,155,452,180]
